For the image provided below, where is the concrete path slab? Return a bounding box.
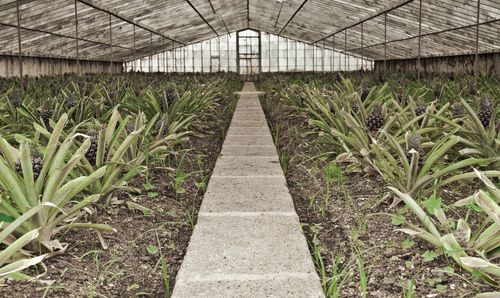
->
[172,82,323,298]
[224,135,274,146]
[220,145,277,157]
[226,126,270,136]
[212,157,282,177]
[200,177,295,213]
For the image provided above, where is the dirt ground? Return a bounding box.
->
[260,93,495,298]
[1,96,236,298]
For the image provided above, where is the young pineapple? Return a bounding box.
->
[414,100,427,117]
[406,132,425,166]
[366,104,385,132]
[351,102,360,114]
[164,87,178,105]
[361,88,369,101]
[433,87,441,99]
[477,98,493,127]
[40,107,54,127]
[450,101,465,125]
[11,92,22,108]
[15,154,44,180]
[85,134,99,166]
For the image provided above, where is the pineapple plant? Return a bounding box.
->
[477,98,493,127]
[366,104,385,132]
[406,132,425,166]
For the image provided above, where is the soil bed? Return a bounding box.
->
[260,92,494,298]
[2,95,237,298]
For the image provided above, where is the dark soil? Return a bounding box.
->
[1,97,237,298]
[260,94,494,298]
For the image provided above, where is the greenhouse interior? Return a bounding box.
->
[0,0,499,297]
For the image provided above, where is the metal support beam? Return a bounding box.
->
[15,0,23,81]
[347,19,500,54]
[77,0,184,45]
[417,0,422,80]
[322,40,325,72]
[332,35,335,71]
[295,38,298,72]
[303,42,306,71]
[185,0,219,36]
[109,13,113,73]
[74,0,80,75]
[314,0,414,43]
[274,0,285,28]
[285,37,289,71]
[312,42,315,72]
[149,33,152,72]
[246,0,250,28]
[361,22,364,70]
[0,21,149,60]
[227,35,230,72]
[474,0,481,92]
[278,0,309,35]
[133,25,136,72]
[384,13,387,79]
[269,33,271,72]
[344,30,347,71]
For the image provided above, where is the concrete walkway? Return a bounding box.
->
[172,82,324,298]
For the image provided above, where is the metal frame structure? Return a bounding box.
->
[1,0,498,77]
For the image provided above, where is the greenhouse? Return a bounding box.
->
[0,0,499,297]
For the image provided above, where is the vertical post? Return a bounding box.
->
[303,42,306,71]
[74,0,80,75]
[322,40,325,72]
[277,36,280,72]
[332,35,335,71]
[210,38,213,72]
[384,13,388,79]
[294,41,299,72]
[191,44,194,72]
[473,0,481,91]
[163,38,166,72]
[15,0,23,82]
[285,37,289,72]
[361,22,364,70]
[218,36,221,72]
[269,34,271,72]
[236,32,240,74]
[183,44,186,72]
[417,0,422,80]
[344,30,347,71]
[227,35,230,72]
[133,25,136,72]
[149,33,152,72]
[338,35,341,70]
[312,43,315,72]
[201,42,204,73]
[258,31,262,74]
[109,14,113,73]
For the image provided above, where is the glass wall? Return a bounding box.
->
[124,30,373,73]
